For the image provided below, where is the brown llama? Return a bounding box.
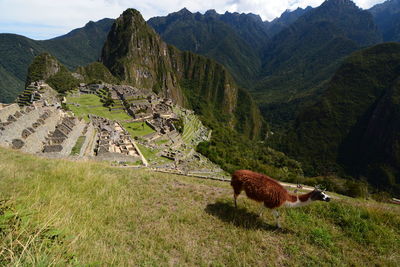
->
[231,170,331,228]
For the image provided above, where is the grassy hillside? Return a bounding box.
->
[0,147,399,266]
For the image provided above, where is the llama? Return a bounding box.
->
[231,170,331,228]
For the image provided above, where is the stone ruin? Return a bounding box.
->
[146,117,177,135]
[112,85,152,100]
[43,117,76,153]
[91,116,140,158]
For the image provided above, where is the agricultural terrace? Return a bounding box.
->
[121,122,155,138]
[182,114,202,144]
[66,94,131,121]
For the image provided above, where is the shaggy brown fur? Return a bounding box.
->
[231,170,330,209]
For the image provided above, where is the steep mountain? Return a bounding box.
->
[280,43,400,193]
[370,0,400,42]
[0,34,46,103]
[0,19,114,103]
[147,9,269,87]
[25,53,79,93]
[40,18,115,69]
[254,0,381,125]
[266,7,313,36]
[101,9,263,139]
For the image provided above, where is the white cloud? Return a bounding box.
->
[0,0,387,40]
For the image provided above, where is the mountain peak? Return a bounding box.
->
[321,0,358,9]
[205,9,218,17]
[177,8,192,15]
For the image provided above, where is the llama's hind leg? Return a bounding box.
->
[231,182,242,208]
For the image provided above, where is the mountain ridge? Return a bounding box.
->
[101,8,263,139]
[0,18,114,103]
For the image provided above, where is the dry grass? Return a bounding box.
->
[0,147,399,266]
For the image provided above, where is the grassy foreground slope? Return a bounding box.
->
[0,148,399,266]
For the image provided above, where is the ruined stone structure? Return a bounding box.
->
[0,102,65,153]
[146,117,177,135]
[79,84,105,94]
[43,117,87,155]
[92,116,141,162]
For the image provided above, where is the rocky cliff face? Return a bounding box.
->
[101,9,263,138]
[101,9,183,104]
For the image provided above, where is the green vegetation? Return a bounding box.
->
[76,62,118,84]
[148,9,266,88]
[0,147,399,265]
[121,122,155,137]
[66,94,131,121]
[0,200,70,266]
[197,124,303,182]
[70,136,86,156]
[46,67,79,93]
[182,115,201,143]
[136,143,172,165]
[155,139,169,145]
[25,53,79,94]
[0,19,113,103]
[0,34,46,103]
[102,9,264,140]
[277,43,400,195]
[370,0,400,42]
[253,0,382,126]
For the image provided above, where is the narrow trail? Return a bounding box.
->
[133,142,148,166]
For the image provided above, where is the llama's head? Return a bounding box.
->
[310,189,331,202]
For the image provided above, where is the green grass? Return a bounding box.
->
[121,122,155,138]
[66,94,131,121]
[0,147,399,266]
[155,139,169,145]
[70,136,86,156]
[136,143,172,165]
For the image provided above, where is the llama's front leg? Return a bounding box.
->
[234,193,238,208]
[272,210,281,228]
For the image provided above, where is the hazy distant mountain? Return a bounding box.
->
[254,0,381,124]
[0,18,114,103]
[266,7,313,36]
[370,0,400,42]
[148,9,269,88]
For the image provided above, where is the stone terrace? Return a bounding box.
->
[43,117,87,155]
[0,103,63,153]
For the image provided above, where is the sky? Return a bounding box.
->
[0,0,386,40]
